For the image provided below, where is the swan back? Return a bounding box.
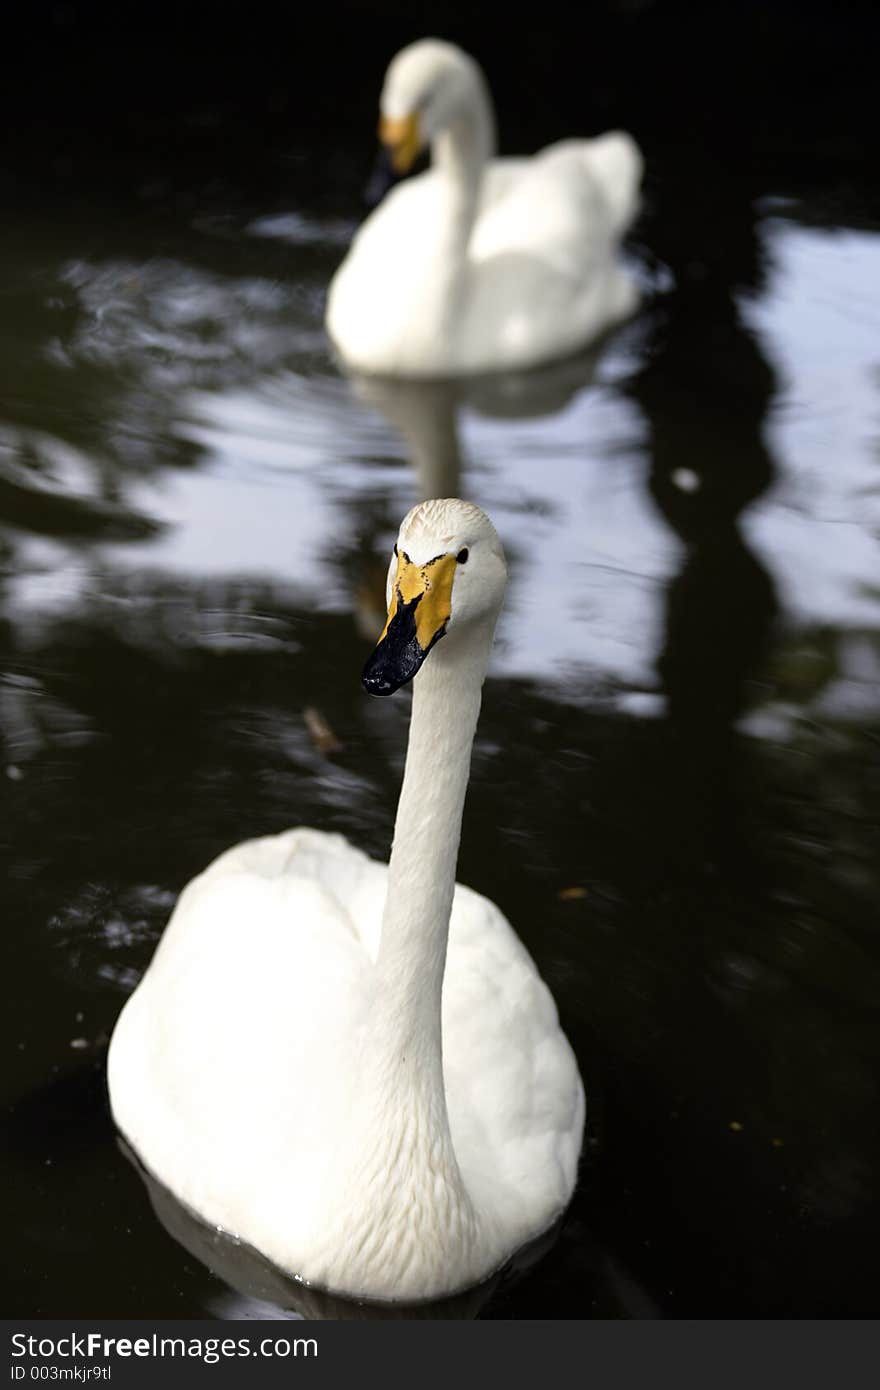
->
[577,130,643,236]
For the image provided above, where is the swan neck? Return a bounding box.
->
[432,76,495,181]
[396,390,461,502]
[315,620,498,1296]
[377,622,491,1024]
[429,77,496,252]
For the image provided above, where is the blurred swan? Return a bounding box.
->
[108,498,584,1302]
[326,38,643,378]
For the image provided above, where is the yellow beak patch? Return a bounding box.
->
[378,112,423,174]
[380,549,457,651]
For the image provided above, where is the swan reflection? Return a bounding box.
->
[349,342,610,498]
[343,341,612,637]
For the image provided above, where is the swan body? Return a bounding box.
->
[108,499,584,1302]
[326,40,642,378]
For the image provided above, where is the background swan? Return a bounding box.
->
[326,39,643,378]
[108,498,584,1302]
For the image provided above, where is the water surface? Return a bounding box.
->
[2,135,879,1318]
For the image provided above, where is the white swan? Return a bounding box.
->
[107,498,584,1303]
[326,39,643,378]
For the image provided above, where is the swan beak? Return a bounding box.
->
[362,550,457,696]
[378,112,422,175]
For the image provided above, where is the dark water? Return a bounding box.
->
[3,5,880,1320]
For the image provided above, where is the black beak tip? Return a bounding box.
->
[364,149,397,207]
[362,594,436,696]
[361,652,402,697]
[361,670,395,697]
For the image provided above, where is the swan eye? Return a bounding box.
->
[393,543,398,557]
[457,548,469,564]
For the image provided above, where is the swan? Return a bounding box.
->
[326,39,643,378]
[107,498,584,1303]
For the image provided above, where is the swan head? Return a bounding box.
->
[362,498,507,697]
[378,39,485,173]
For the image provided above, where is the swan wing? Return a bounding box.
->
[471,133,642,273]
[443,883,585,1246]
[447,134,642,371]
[107,830,376,1249]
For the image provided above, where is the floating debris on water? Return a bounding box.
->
[303,706,343,754]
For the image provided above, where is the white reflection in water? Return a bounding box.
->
[99,334,667,693]
[247,211,355,247]
[7,215,880,724]
[460,378,662,688]
[62,257,319,371]
[741,221,880,632]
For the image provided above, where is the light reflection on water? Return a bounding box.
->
[8,210,879,710]
[2,183,880,1319]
